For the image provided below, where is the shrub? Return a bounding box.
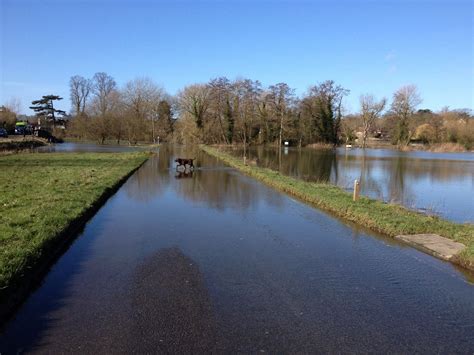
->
[414,123,436,143]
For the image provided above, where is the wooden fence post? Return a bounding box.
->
[353,179,360,201]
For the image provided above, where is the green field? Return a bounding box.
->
[201,145,474,271]
[0,152,149,303]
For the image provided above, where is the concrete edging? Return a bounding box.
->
[394,234,466,261]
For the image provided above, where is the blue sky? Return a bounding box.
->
[1,0,473,114]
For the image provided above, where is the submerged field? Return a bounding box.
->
[201,145,474,270]
[0,152,149,310]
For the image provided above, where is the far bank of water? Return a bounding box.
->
[226,146,474,223]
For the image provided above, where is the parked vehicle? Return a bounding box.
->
[15,122,25,135]
[14,121,33,135]
[0,128,8,138]
[14,127,24,135]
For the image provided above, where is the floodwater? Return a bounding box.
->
[227,146,474,223]
[36,142,144,153]
[1,146,473,353]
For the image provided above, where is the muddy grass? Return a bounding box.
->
[201,145,474,271]
[0,152,150,321]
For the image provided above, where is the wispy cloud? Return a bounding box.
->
[2,81,67,92]
[2,81,28,87]
[384,50,397,74]
[385,50,396,62]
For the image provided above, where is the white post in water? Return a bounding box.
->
[353,179,360,201]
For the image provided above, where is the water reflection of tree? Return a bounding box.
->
[124,148,172,202]
[128,145,473,218]
[125,157,169,202]
[229,146,473,218]
[233,146,337,183]
[175,148,283,210]
[354,152,384,200]
[176,171,250,210]
[387,157,408,205]
[337,152,473,201]
[354,155,471,208]
[174,166,285,212]
[334,153,411,204]
[125,146,286,210]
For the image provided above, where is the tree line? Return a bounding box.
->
[175,78,351,148]
[2,72,472,150]
[68,73,173,144]
[66,73,353,147]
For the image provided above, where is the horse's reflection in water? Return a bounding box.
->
[175,165,194,179]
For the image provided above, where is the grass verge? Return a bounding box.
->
[201,145,474,271]
[0,152,150,320]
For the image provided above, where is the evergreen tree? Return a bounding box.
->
[30,95,66,124]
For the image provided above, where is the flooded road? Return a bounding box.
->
[227,146,474,223]
[1,146,473,353]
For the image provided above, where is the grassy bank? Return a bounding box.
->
[0,152,149,318]
[201,145,474,270]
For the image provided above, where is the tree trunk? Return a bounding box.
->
[152,118,155,143]
[362,126,368,148]
[279,112,283,149]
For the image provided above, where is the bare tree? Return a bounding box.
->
[153,99,174,142]
[268,83,295,148]
[122,77,164,144]
[390,85,422,145]
[359,94,386,148]
[1,98,21,131]
[4,97,22,114]
[208,77,234,144]
[0,106,17,131]
[92,72,117,117]
[178,84,211,132]
[234,79,261,152]
[255,91,274,144]
[69,75,92,116]
[92,90,124,144]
